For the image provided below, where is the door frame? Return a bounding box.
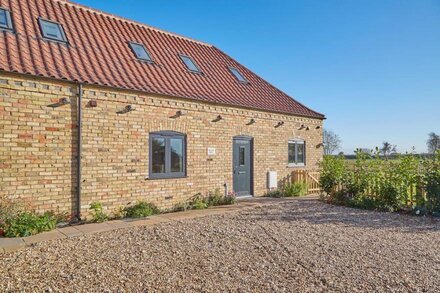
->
[232,135,254,197]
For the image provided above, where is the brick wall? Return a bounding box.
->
[0,73,323,218]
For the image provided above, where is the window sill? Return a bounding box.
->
[145,175,188,180]
[287,163,305,168]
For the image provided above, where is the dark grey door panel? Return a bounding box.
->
[233,138,252,196]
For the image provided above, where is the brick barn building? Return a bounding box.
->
[0,0,325,218]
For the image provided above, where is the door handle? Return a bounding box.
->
[238,171,246,174]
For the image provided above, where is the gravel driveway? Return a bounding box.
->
[1,198,440,292]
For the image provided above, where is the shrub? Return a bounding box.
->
[204,189,223,207]
[175,190,237,211]
[376,181,400,211]
[319,151,440,215]
[346,195,377,210]
[0,196,60,238]
[205,189,237,206]
[264,189,284,198]
[191,194,208,210]
[284,182,308,197]
[3,211,57,238]
[319,155,346,195]
[111,206,126,220]
[123,201,160,218]
[172,202,191,212]
[89,202,108,223]
[328,189,353,206]
[223,194,237,205]
[265,182,308,198]
[0,196,26,231]
[425,152,440,214]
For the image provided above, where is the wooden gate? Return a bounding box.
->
[291,169,321,194]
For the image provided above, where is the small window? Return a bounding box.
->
[288,140,306,166]
[38,18,67,43]
[239,146,246,166]
[229,67,248,83]
[179,55,201,73]
[0,8,13,31]
[150,131,186,179]
[129,42,152,62]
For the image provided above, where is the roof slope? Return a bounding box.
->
[0,0,324,119]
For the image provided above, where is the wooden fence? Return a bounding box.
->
[292,169,428,206]
[291,169,321,194]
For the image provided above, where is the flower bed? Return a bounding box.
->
[1,189,237,238]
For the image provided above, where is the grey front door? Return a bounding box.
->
[233,137,252,196]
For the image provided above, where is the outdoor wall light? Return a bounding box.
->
[117,104,135,114]
[316,143,323,148]
[48,97,70,108]
[275,121,284,128]
[299,124,306,130]
[59,98,70,105]
[247,118,256,125]
[171,110,185,118]
[212,115,223,122]
[315,125,321,129]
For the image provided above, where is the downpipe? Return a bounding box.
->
[75,83,83,222]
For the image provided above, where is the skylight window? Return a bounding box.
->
[38,18,67,43]
[179,55,201,73]
[0,8,13,31]
[229,67,248,83]
[129,42,152,62]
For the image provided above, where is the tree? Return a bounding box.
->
[323,129,342,155]
[380,142,397,160]
[427,132,440,154]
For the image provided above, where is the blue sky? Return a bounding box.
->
[76,0,440,154]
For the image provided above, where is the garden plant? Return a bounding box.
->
[319,150,440,215]
[265,182,308,198]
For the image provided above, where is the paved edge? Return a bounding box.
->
[0,195,319,254]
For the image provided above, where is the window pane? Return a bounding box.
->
[170,138,183,173]
[180,56,200,72]
[130,43,151,61]
[288,143,296,164]
[239,146,245,166]
[41,20,65,41]
[151,137,166,174]
[230,68,247,82]
[297,143,305,164]
[0,10,7,27]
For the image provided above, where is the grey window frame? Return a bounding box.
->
[178,54,202,74]
[0,8,13,31]
[288,139,306,167]
[228,67,248,83]
[129,41,153,62]
[38,17,68,43]
[149,131,186,179]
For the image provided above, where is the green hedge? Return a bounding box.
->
[319,151,440,214]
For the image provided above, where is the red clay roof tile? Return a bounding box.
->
[0,0,324,119]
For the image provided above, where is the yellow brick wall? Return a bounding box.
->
[0,73,323,217]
